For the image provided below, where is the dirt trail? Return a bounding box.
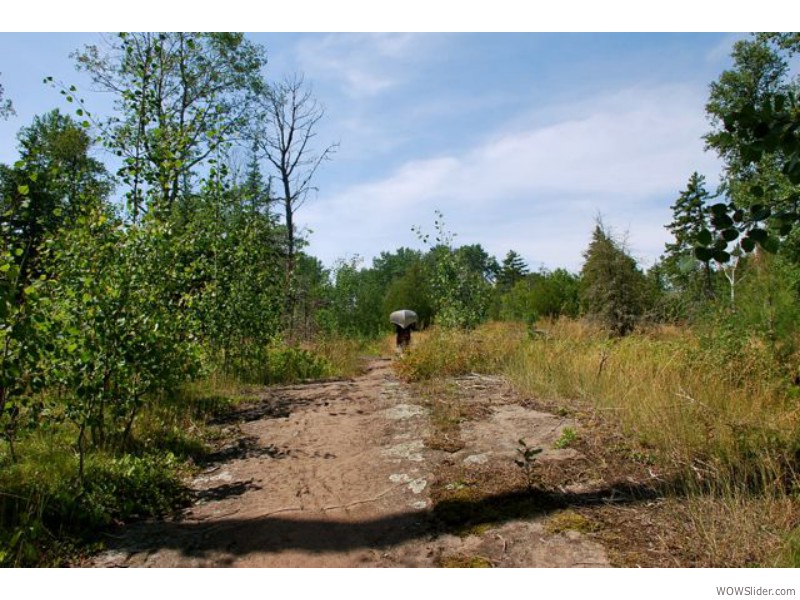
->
[88,358,609,568]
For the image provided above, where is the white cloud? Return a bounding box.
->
[294,33,429,98]
[301,83,723,272]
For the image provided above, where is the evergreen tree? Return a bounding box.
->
[662,172,716,300]
[497,250,529,292]
[580,224,650,336]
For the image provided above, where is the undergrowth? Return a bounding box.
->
[0,335,377,567]
[398,318,800,566]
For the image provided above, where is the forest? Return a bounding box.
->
[1,32,800,568]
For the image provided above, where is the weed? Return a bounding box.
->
[554,427,578,449]
[514,439,543,490]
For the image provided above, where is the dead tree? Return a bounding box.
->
[253,73,337,325]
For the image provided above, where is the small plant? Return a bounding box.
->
[554,426,577,449]
[514,438,543,490]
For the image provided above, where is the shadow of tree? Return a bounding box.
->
[100,479,667,560]
[198,435,296,467]
[192,480,262,503]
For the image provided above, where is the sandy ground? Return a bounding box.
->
[87,358,609,568]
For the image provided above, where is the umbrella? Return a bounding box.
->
[389,309,418,329]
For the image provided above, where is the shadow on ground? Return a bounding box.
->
[101,480,668,561]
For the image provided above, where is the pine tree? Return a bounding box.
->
[580,224,650,336]
[497,250,529,292]
[662,172,715,299]
[243,145,271,216]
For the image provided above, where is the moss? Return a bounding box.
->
[544,510,599,535]
[438,555,494,568]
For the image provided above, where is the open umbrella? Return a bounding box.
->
[389,309,418,329]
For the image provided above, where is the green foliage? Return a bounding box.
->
[382,260,434,328]
[44,209,201,476]
[415,212,493,329]
[499,268,580,323]
[497,250,529,292]
[0,446,189,566]
[74,32,266,218]
[580,223,652,336]
[0,74,13,119]
[514,438,543,489]
[317,256,386,338]
[662,172,717,301]
[80,453,189,524]
[260,344,331,384]
[554,427,577,449]
[697,35,800,261]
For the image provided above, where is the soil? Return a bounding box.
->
[86,358,616,568]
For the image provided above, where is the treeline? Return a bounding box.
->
[331,33,800,352]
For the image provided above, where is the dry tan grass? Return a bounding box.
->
[504,318,800,495]
[401,318,800,566]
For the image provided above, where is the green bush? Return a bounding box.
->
[262,345,331,384]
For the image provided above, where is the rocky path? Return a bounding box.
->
[88,358,609,568]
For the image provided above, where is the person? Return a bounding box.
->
[395,323,412,351]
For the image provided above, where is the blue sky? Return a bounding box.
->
[0,32,751,271]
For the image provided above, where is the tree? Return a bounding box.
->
[662,172,716,300]
[73,32,266,220]
[415,212,493,329]
[456,244,500,284]
[318,257,384,338]
[695,34,800,262]
[497,250,529,292]
[251,73,337,318]
[1,110,112,290]
[293,253,330,339]
[372,247,425,289]
[706,37,790,179]
[500,268,579,323]
[580,223,650,336]
[0,74,13,119]
[382,261,434,328]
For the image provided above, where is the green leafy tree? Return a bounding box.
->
[415,212,493,329]
[500,268,580,323]
[0,110,112,288]
[372,247,425,290]
[46,208,201,480]
[293,253,331,339]
[73,32,266,220]
[319,257,384,338]
[382,261,434,328]
[0,233,49,461]
[165,159,285,374]
[0,74,14,119]
[1,113,111,458]
[695,34,800,261]
[580,223,651,336]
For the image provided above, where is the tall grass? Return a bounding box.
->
[395,322,526,380]
[398,318,800,565]
[504,318,799,495]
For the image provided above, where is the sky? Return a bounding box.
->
[0,31,752,272]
